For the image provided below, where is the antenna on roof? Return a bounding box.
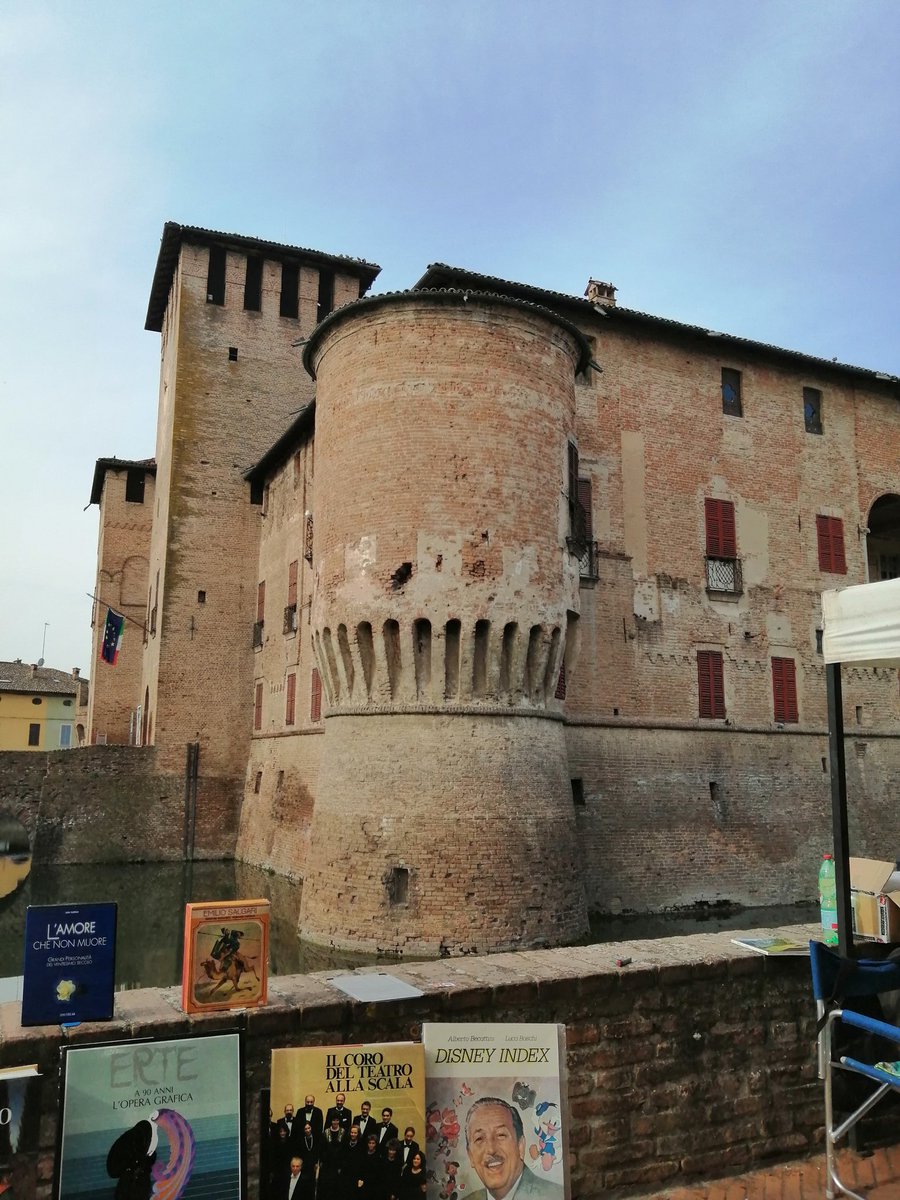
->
[39,622,49,668]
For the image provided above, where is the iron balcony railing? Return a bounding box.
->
[705,556,742,595]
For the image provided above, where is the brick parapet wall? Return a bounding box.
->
[0,927,835,1199]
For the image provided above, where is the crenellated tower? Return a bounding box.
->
[298,290,591,954]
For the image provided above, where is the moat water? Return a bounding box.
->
[0,857,816,996]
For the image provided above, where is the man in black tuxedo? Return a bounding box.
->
[299,1094,324,1141]
[399,1126,420,1171]
[354,1100,378,1144]
[376,1106,399,1154]
[277,1104,300,1147]
[277,1155,303,1200]
[325,1092,353,1135]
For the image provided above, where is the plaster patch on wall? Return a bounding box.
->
[766,612,792,645]
[634,578,660,622]
[621,432,647,577]
[347,534,377,577]
[740,505,770,587]
[417,532,463,579]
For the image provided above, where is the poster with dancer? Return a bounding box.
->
[422,1023,569,1200]
[55,1030,244,1199]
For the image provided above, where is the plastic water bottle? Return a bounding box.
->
[819,853,838,945]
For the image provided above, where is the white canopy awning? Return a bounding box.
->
[821,577,900,666]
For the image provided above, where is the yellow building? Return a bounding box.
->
[0,662,88,751]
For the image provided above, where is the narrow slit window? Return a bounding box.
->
[206,246,226,306]
[721,367,742,417]
[317,269,335,321]
[803,387,823,434]
[280,262,299,319]
[244,255,263,311]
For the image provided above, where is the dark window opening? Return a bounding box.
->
[804,387,823,434]
[317,269,335,321]
[721,367,743,417]
[571,778,585,806]
[244,255,263,311]
[280,262,299,319]
[228,346,238,362]
[386,866,409,905]
[31,696,42,706]
[198,590,206,605]
[207,246,226,306]
[28,723,40,746]
[816,627,823,654]
[254,770,262,793]
[250,479,264,505]
[125,468,145,504]
[698,650,726,719]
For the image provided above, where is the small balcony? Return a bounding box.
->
[283,604,298,635]
[705,556,743,596]
[252,620,264,649]
[578,540,599,583]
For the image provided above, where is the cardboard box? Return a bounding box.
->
[850,857,900,942]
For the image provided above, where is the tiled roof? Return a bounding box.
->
[0,663,83,696]
[145,223,382,332]
[416,264,900,387]
[89,457,156,506]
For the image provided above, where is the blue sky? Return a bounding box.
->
[2,0,899,673]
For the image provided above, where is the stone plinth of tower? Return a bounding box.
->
[299,290,591,955]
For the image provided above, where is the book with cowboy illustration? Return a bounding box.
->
[181,899,269,1015]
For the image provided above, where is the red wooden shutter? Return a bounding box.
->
[772,657,798,723]
[577,479,593,540]
[254,682,263,731]
[288,560,298,607]
[816,516,846,574]
[310,667,322,722]
[285,673,296,725]
[705,499,736,557]
[257,581,266,623]
[697,651,725,718]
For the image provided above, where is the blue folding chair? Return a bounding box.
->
[810,940,900,1198]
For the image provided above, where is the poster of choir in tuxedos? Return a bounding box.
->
[422,1023,569,1200]
[55,1030,244,1199]
[267,1042,426,1199]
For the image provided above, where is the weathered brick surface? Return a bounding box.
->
[87,465,154,745]
[0,931,865,1200]
[0,745,236,861]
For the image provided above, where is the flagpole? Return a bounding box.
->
[85,593,148,636]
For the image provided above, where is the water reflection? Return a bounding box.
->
[0,861,393,991]
[0,858,818,992]
[0,813,31,901]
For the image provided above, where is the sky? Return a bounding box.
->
[2,0,899,675]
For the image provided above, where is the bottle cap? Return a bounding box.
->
[822,853,833,859]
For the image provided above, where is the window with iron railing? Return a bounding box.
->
[283,604,298,634]
[704,497,742,595]
[252,621,264,649]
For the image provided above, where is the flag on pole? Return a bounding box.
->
[100,608,125,665]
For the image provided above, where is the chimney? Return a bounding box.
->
[585,279,617,308]
[30,664,38,677]
[72,667,80,679]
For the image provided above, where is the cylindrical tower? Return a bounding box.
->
[299,290,591,954]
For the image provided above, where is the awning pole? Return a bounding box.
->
[826,662,853,957]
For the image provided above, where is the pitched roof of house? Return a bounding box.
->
[0,663,83,697]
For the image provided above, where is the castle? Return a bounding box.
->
[87,223,900,955]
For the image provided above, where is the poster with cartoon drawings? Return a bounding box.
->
[422,1024,568,1200]
[55,1030,244,1199]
